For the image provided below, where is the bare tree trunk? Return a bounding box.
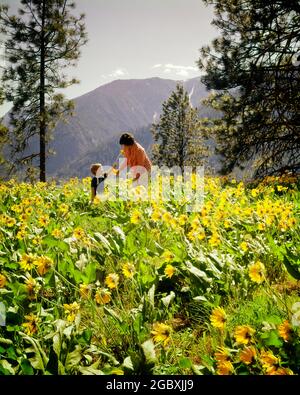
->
[39,0,46,182]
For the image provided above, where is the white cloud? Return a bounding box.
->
[108,68,129,78]
[152,63,198,78]
[175,69,189,77]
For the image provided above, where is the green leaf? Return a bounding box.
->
[20,358,34,375]
[260,330,283,348]
[112,226,126,243]
[65,345,82,372]
[122,356,134,372]
[161,291,175,307]
[53,333,61,357]
[185,261,212,283]
[141,339,156,365]
[0,360,15,375]
[103,307,123,324]
[79,366,104,375]
[283,254,300,280]
[179,357,192,369]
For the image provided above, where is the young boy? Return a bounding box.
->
[90,163,108,203]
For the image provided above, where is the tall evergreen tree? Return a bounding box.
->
[198,0,300,177]
[0,0,87,181]
[151,84,205,173]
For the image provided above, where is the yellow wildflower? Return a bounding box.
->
[239,346,257,365]
[162,250,175,262]
[38,215,49,227]
[164,264,176,279]
[240,241,248,252]
[63,302,80,323]
[151,210,161,221]
[25,207,33,216]
[216,360,234,375]
[11,204,22,213]
[162,211,173,224]
[130,210,142,224]
[6,217,16,227]
[95,288,111,304]
[215,347,231,364]
[278,320,292,342]
[35,256,53,276]
[73,227,85,240]
[32,236,42,246]
[248,261,266,284]
[58,203,69,214]
[52,228,63,239]
[105,273,119,289]
[210,307,227,330]
[25,276,38,300]
[270,367,294,375]
[20,254,37,271]
[260,350,279,374]
[79,283,92,299]
[234,325,255,345]
[178,214,188,226]
[209,233,221,246]
[151,322,172,346]
[22,313,38,335]
[122,263,135,279]
[0,274,7,288]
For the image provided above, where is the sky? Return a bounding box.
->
[0,0,218,116]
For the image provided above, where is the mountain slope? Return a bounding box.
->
[48,77,212,177]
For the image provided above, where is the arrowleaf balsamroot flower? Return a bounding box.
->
[210,307,227,330]
[278,320,292,342]
[234,325,255,345]
[122,263,135,279]
[0,274,7,288]
[73,227,85,240]
[20,254,36,271]
[35,256,53,276]
[239,346,257,365]
[151,322,172,347]
[248,261,266,284]
[130,210,142,224]
[164,264,176,279]
[63,302,80,323]
[162,250,175,262]
[22,313,39,335]
[95,288,111,304]
[105,273,119,289]
[216,360,234,375]
[260,350,279,374]
[79,283,92,299]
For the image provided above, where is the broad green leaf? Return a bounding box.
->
[179,357,192,369]
[65,345,82,372]
[141,339,156,365]
[161,291,175,307]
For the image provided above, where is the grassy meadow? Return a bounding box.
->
[0,173,300,375]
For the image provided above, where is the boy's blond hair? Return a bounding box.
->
[90,163,102,176]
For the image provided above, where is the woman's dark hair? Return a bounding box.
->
[119,132,135,146]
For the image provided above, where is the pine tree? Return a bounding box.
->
[151,84,205,174]
[0,0,87,181]
[198,0,300,178]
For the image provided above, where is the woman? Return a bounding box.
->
[116,133,152,183]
